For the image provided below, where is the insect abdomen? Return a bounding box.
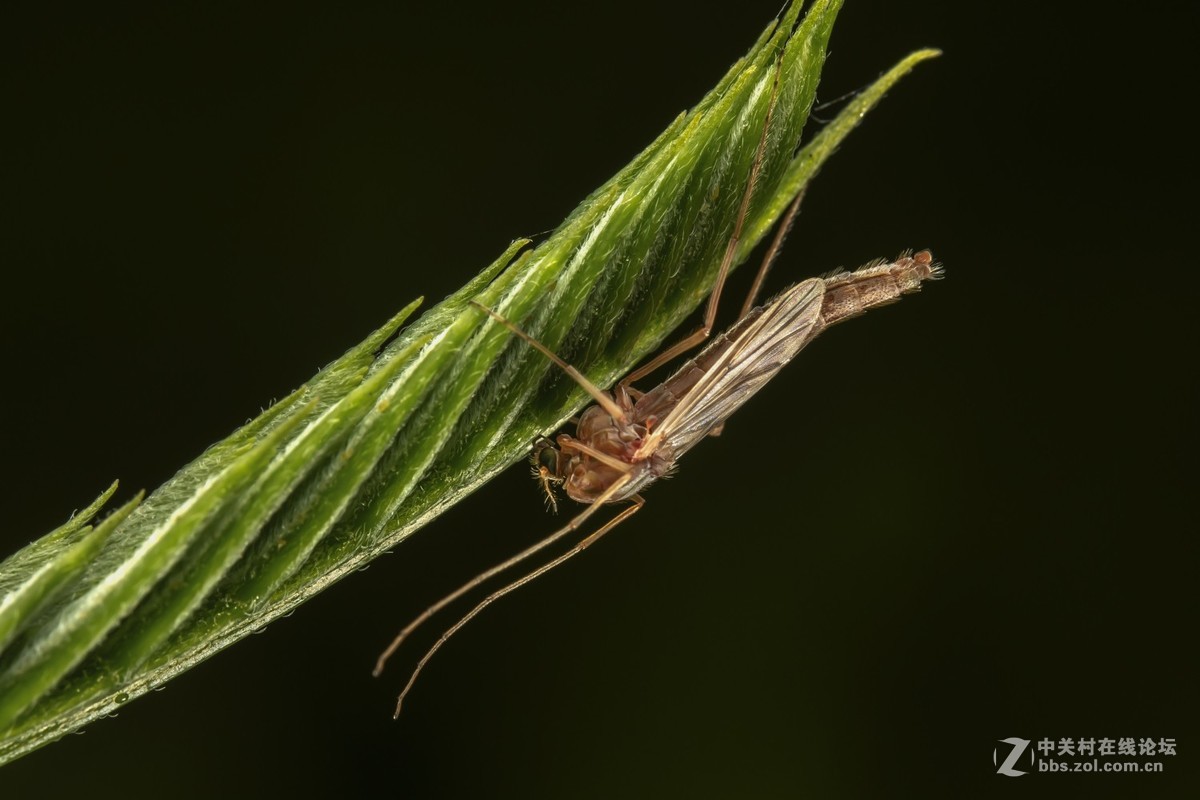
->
[820,249,941,328]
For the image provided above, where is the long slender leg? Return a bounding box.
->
[374,461,633,678]
[619,58,784,390]
[392,492,646,717]
[557,435,638,474]
[738,185,806,318]
[470,300,630,425]
[704,187,808,442]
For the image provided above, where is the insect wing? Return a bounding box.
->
[637,278,825,459]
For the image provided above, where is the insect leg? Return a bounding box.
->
[737,185,806,318]
[469,300,629,424]
[619,57,784,390]
[392,490,645,717]
[556,435,639,474]
[373,458,632,677]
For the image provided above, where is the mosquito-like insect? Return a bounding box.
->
[373,66,941,716]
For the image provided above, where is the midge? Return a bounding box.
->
[374,70,941,716]
[525,248,940,512]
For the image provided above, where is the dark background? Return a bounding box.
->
[1,1,1193,797]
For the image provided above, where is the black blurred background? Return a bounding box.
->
[1,1,1193,797]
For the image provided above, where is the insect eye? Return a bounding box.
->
[535,445,561,478]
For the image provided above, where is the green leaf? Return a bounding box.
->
[0,482,122,656]
[0,0,937,765]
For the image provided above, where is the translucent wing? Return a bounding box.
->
[636,278,825,459]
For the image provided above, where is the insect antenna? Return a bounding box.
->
[531,439,562,513]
